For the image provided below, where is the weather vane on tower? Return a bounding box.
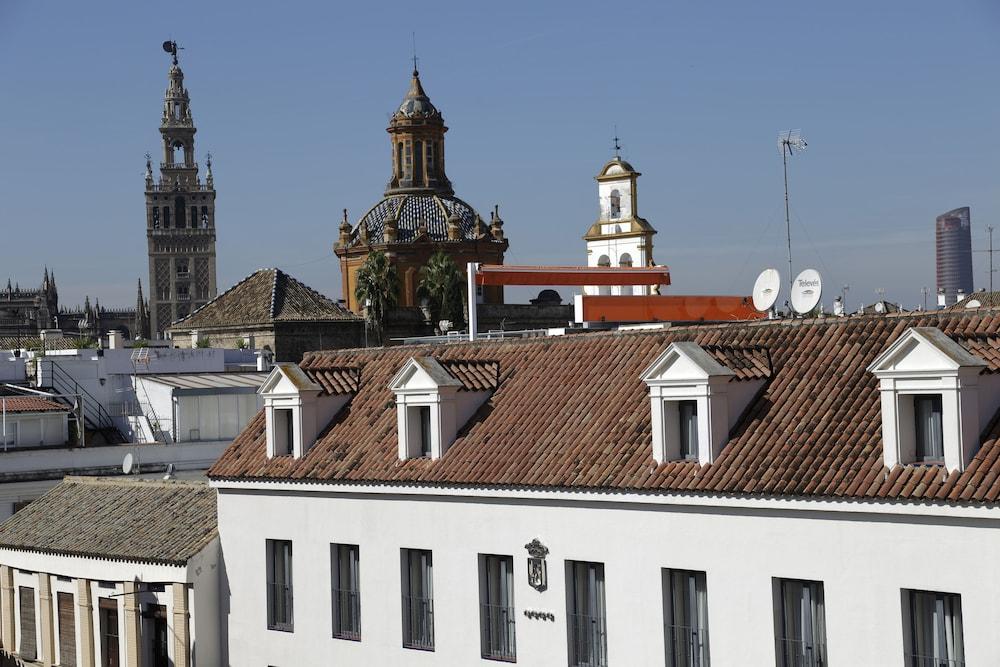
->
[613,125,621,158]
[161,40,181,65]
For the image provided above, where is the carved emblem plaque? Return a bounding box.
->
[524,538,549,592]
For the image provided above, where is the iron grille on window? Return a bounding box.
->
[266,539,293,632]
[569,611,608,667]
[332,588,361,640]
[402,594,434,650]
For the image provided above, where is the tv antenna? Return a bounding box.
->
[778,130,808,289]
[974,225,999,292]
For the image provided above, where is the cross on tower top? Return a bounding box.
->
[613,127,621,157]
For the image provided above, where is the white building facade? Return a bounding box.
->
[211,311,1000,666]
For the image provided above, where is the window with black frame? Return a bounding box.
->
[678,401,699,460]
[775,578,826,667]
[567,560,608,667]
[914,395,945,463]
[905,589,964,667]
[331,544,361,640]
[402,548,434,650]
[266,539,293,632]
[479,554,516,662]
[663,569,710,667]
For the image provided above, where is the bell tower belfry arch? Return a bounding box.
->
[145,42,218,335]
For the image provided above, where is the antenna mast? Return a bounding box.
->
[975,225,998,292]
[778,130,807,289]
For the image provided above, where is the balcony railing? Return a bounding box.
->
[480,603,516,662]
[160,162,198,170]
[267,582,293,632]
[333,588,361,640]
[568,612,608,667]
[402,595,434,650]
[665,624,710,667]
[904,654,965,667]
[146,183,213,192]
[776,638,827,667]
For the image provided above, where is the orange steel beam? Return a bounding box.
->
[580,295,765,323]
[475,264,671,287]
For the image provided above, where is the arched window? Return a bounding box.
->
[173,103,183,121]
[610,190,621,218]
[201,206,209,228]
[163,207,171,228]
[597,254,611,267]
[175,196,187,228]
[172,141,185,165]
[414,140,424,184]
[152,207,160,229]
[620,253,634,295]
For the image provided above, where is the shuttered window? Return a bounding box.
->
[58,591,76,667]
[19,586,36,661]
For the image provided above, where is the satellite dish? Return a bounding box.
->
[874,301,885,313]
[966,299,982,309]
[122,453,134,475]
[752,268,781,312]
[791,269,822,315]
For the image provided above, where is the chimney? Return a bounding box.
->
[937,288,947,309]
[956,288,966,304]
[107,330,123,350]
[833,297,845,317]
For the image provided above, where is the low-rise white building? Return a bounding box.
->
[0,396,70,450]
[0,476,219,667]
[210,310,1000,666]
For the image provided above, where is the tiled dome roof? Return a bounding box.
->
[353,194,494,244]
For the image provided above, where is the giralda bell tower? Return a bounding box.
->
[145,41,218,335]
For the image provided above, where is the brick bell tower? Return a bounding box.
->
[145,41,218,336]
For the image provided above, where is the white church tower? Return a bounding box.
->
[584,147,657,295]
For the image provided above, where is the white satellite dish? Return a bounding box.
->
[791,269,823,315]
[874,301,885,313]
[752,268,781,312]
[122,453,134,475]
[966,299,982,309]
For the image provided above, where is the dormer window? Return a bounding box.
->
[868,327,993,472]
[260,363,357,460]
[390,357,498,461]
[678,400,698,460]
[642,342,769,465]
[914,395,944,463]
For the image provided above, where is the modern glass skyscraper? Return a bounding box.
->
[936,207,973,305]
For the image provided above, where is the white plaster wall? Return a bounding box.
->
[598,180,633,222]
[217,486,1000,667]
[585,236,650,297]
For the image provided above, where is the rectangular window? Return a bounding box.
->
[906,590,964,666]
[479,554,516,661]
[19,586,36,661]
[273,408,293,456]
[679,401,699,460]
[419,406,432,457]
[266,539,293,631]
[58,591,77,667]
[663,569,710,666]
[567,561,607,667]
[914,395,944,462]
[99,598,119,667]
[774,579,826,667]
[332,544,361,640]
[401,548,434,651]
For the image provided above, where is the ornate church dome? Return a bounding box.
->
[353,193,487,244]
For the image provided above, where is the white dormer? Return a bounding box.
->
[868,327,995,471]
[641,342,766,465]
[260,363,352,459]
[389,357,493,460]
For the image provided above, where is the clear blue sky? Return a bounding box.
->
[2,0,999,311]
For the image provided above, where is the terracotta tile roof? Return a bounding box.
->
[0,477,217,566]
[0,396,68,413]
[440,360,500,391]
[169,268,359,331]
[209,311,1000,505]
[702,345,772,381]
[951,292,1000,310]
[305,367,361,395]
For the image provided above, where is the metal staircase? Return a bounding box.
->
[36,359,129,444]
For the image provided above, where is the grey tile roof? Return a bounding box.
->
[0,477,217,566]
[169,268,359,331]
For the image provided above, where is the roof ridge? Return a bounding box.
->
[64,475,209,489]
[269,267,281,320]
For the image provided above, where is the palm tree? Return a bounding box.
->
[417,251,466,334]
[354,250,398,345]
